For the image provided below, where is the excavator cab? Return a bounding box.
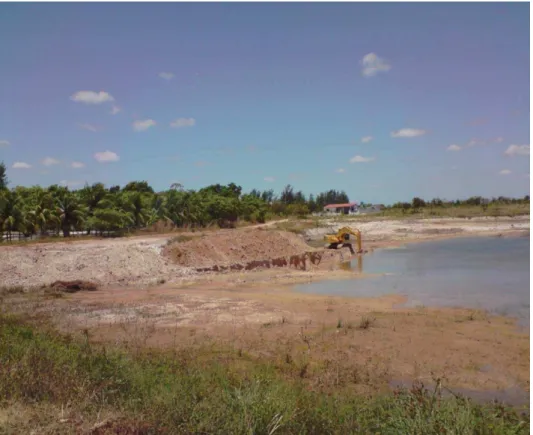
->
[324,226,362,254]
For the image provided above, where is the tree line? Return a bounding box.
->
[0,161,350,239]
[390,195,530,213]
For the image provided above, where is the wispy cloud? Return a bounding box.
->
[78,123,99,132]
[159,72,175,80]
[493,136,504,143]
[133,119,156,132]
[170,118,195,128]
[447,144,461,152]
[71,161,85,168]
[94,150,119,163]
[336,168,346,173]
[499,169,512,175]
[110,105,121,115]
[504,144,529,156]
[350,155,375,163]
[12,162,31,169]
[264,176,275,182]
[466,138,486,147]
[361,136,373,143]
[391,128,426,138]
[194,161,209,168]
[41,157,60,166]
[70,91,114,104]
[361,53,391,77]
[0,139,10,147]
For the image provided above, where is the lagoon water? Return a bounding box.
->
[295,236,530,326]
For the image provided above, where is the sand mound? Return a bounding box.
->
[0,238,194,288]
[164,229,317,269]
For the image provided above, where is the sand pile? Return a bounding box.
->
[0,238,195,288]
[164,229,319,270]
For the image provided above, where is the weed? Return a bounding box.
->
[166,234,198,245]
[0,314,528,434]
[0,285,25,295]
[359,316,376,330]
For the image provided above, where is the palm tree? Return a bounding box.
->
[0,190,28,241]
[55,191,86,237]
[27,190,58,236]
[79,183,107,234]
[121,191,151,229]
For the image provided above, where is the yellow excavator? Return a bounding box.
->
[324,226,362,254]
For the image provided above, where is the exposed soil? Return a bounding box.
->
[305,216,530,248]
[49,280,98,293]
[164,229,314,268]
[0,216,529,404]
[0,216,528,289]
[4,283,528,399]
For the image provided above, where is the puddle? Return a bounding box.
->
[294,236,530,327]
[389,379,530,408]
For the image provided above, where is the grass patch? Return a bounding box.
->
[359,316,376,330]
[0,286,26,296]
[325,204,529,222]
[0,314,528,434]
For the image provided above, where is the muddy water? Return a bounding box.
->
[294,236,530,327]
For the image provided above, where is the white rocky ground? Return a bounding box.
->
[305,216,530,242]
[0,217,528,289]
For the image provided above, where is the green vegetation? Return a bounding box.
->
[386,196,529,218]
[0,313,528,434]
[0,160,351,241]
[1,158,528,242]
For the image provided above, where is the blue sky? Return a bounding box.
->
[0,2,529,204]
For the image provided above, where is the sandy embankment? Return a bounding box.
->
[0,216,529,289]
[305,216,530,248]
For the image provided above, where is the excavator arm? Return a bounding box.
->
[324,226,362,254]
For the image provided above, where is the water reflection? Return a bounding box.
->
[340,255,362,273]
[297,237,530,326]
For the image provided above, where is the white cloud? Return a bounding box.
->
[349,155,375,163]
[447,144,461,152]
[504,144,529,156]
[41,157,60,166]
[336,168,346,173]
[499,169,512,175]
[391,128,426,138]
[78,123,99,132]
[70,91,114,104]
[133,119,156,132]
[12,162,31,169]
[466,138,485,147]
[71,161,85,168]
[493,136,504,143]
[361,136,373,143]
[361,53,391,77]
[159,72,175,80]
[194,161,208,168]
[0,139,9,147]
[110,105,121,115]
[264,176,275,182]
[170,118,196,128]
[94,150,119,163]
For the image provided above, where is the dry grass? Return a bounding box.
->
[0,312,529,434]
[328,204,529,222]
